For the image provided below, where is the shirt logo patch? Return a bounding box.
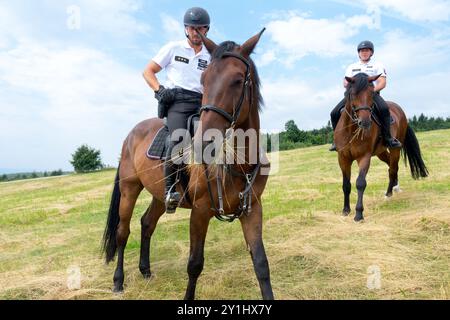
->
[352,68,361,72]
[198,59,208,70]
[175,56,189,64]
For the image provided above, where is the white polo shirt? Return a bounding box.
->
[345,60,387,86]
[152,39,211,94]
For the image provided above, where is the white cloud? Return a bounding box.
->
[72,0,151,36]
[0,38,155,170]
[160,13,184,41]
[362,0,450,22]
[260,78,343,131]
[263,10,379,66]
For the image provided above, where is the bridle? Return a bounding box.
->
[198,51,262,222]
[345,87,375,126]
[199,52,252,128]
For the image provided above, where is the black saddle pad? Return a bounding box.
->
[146,114,200,160]
[147,126,169,160]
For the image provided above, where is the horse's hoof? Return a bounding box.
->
[393,185,402,193]
[354,215,364,223]
[113,286,124,293]
[385,193,392,199]
[342,210,351,217]
[139,267,152,279]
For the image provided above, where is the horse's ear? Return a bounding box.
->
[196,29,217,54]
[368,74,382,83]
[241,28,266,57]
[345,76,355,84]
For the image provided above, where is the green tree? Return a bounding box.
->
[285,120,301,143]
[0,174,7,182]
[70,144,103,173]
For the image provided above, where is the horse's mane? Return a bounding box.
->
[212,41,263,112]
[345,73,373,98]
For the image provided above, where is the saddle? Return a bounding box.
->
[147,114,200,160]
[146,114,200,205]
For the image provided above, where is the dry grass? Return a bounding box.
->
[0,129,449,300]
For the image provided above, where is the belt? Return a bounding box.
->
[172,88,203,99]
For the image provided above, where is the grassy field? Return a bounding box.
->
[1,129,449,300]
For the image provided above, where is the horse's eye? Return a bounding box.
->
[233,78,243,86]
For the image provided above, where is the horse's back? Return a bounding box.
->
[120,117,164,171]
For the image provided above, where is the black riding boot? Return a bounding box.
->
[164,141,180,214]
[329,97,346,151]
[374,93,402,149]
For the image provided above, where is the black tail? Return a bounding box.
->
[102,165,121,264]
[402,126,428,179]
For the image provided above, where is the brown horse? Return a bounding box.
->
[102,29,274,300]
[334,73,428,222]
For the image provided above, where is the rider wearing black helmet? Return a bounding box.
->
[329,40,402,151]
[143,7,211,213]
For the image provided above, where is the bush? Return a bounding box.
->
[70,145,103,173]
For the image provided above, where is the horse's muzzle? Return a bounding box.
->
[357,118,372,130]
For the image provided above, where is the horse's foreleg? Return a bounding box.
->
[113,181,143,292]
[338,156,352,216]
[139,198,165,278]
[240,203,274,300]
[184,209,211,300]
[355,155,371,222]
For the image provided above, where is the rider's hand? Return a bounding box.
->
[154,86,175,104]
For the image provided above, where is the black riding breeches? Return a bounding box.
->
[165,91,202,165]
[372,92,390,120]
[330,97,346,130]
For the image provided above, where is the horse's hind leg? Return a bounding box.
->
[240,203,274,300]
[377,150,399,197]
[139,198,165,278]
[388,149,401,195]
[113,180,143,292]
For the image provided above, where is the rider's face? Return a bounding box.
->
[359,48,373,62]
[186,26,209,46]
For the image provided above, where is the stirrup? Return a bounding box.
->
[165,192,180,214]
[386,138,402,149]
[329,143,337,152]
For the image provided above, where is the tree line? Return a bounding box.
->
[267,113,450,152]
[0,170,64,183]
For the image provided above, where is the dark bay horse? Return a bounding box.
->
[334,73,428,222]
[102,29,274,300]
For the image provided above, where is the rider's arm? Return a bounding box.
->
[143,61,163,92]
[374,76,386,92]
[343,78,349,88]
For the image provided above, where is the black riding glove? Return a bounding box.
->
[154,86,175,105]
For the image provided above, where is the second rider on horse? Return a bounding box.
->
[329,40,402,151]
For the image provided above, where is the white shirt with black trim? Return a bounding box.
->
[345,60,387,86]
[152,39,211,94]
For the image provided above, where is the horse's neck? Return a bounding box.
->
[233,109,261,171]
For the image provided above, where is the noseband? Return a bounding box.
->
[199,52,252,128]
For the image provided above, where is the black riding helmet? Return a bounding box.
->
[184,7,210,28]
[357,40,374,53]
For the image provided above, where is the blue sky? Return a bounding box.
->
[1,0,450,172]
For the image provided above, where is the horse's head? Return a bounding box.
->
[193,29,265,163]
[345,73,381,130]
